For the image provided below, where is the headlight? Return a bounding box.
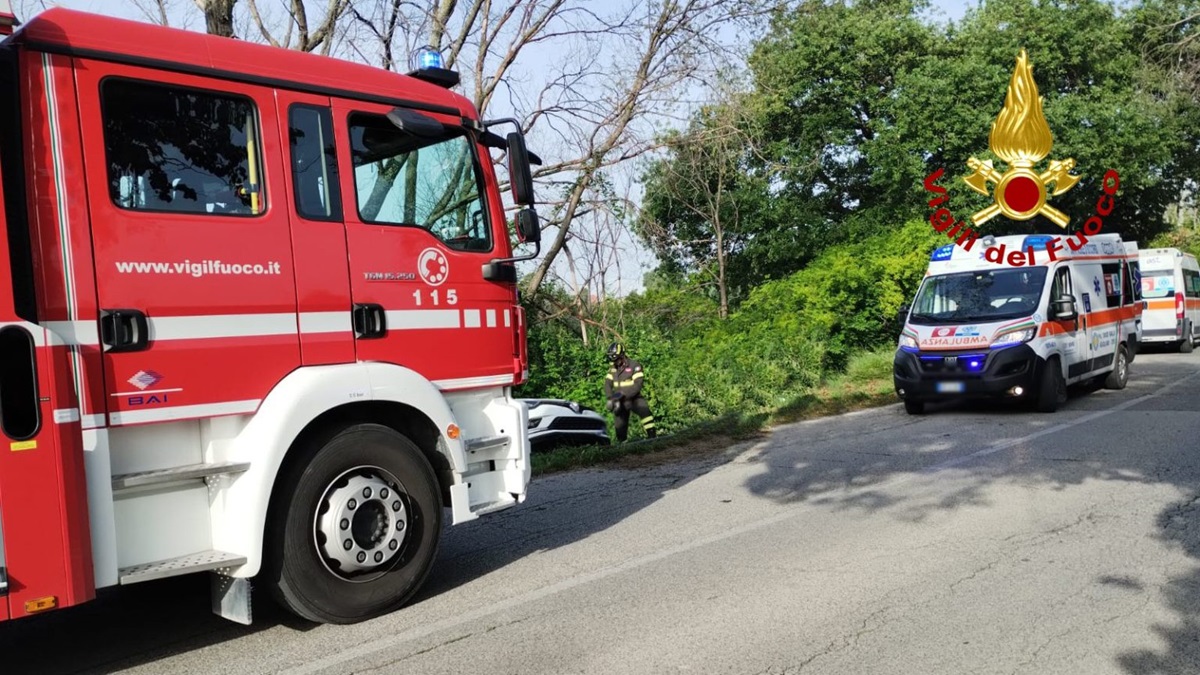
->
[898,334,919,350]
[991,328,1035,347]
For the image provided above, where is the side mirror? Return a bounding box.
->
[516,209,540,244]
[895,303,911,326]
[1051,294,1077,320]
[506,132,535,207]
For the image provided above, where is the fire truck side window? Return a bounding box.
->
[101,79,266,216]
[288,105,342,221]
[349,112,491,252]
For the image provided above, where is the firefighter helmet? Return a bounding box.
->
[606,342,625,363]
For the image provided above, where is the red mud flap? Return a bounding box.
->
[0,324,95,621]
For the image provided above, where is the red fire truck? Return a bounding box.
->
[0,3,542,625]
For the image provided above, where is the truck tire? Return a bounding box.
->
[903,399,925,415]
[1034,358,1066,413]
[264,423,442,624]
[1104,345,1129,390]
[1180,322,1194,353]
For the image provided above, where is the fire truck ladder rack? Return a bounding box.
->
[119,550,247,584]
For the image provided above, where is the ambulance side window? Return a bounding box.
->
[1122,261,1135,305]
[101,78,266,216]
[288,105,342,221]
[1101,263,1122,308]
[1186,269,1200,298]
[1051,267,1073,300]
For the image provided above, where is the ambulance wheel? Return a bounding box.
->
[903,399,925,415]
[1035,358,1066,413]
[265,423,442,624]
[1105,345,1129,390]
[1179,325,1194,353]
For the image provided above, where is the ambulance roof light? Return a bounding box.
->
[931,244,954,261]
[1022,235,1055,251]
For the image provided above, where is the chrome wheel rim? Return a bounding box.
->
[313,465,409,581]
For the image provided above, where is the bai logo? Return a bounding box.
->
[124,369,175,406]
[922,49,1120,264]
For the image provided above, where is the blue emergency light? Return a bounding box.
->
[1022,235,1056,251]
[407,46,459,88]
[413,46,444,71]
[931,244,954,261]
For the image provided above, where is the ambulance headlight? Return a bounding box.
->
[991,328,1035,347]
[899,334,919,350]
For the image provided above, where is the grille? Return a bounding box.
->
[917,353,988,374]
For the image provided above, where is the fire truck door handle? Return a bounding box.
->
[100,309,150,352]
[353,304,387,339]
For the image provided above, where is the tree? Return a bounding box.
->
[639,93,765,319]
[744,0,1200,251]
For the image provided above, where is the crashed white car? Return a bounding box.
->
[521,398,611,452]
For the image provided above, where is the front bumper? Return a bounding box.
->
[893,344,1044,402]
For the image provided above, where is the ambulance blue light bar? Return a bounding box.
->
[1022,235,1056,251]
[931,244,955,261]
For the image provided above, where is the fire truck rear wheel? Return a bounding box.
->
[265,423,442,624]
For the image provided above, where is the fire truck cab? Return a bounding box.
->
[0,4,541,625]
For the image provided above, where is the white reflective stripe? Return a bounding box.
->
[299,312,352,335]
[486,309,497,328]
[44,320,99,346]
[384,309,460,330]
[149,314,297,341]
[504,310,511,328]
[82,414,106,429]
[434,374,513,391]
[53,408,80,424]
[463,309,481,328]
[0,322,47,346]
[109,399,260,425]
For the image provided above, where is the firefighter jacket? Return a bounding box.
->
[605,358,646,399]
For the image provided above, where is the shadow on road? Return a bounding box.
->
[741,355,1200,673]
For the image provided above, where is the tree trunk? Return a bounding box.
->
[200,0,237,37]
[716,225,728,320]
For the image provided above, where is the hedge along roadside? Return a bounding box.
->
[518,219,944,440]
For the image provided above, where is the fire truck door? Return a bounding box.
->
[74,64,300,424]
[274,91,354,365]
[332,100,516,388]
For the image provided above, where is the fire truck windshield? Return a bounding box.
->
[350,112,491,252]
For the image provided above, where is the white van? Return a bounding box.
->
[1137,248,1200,352]
[895,234,1142,414]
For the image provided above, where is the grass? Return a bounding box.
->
[530,347,897,476]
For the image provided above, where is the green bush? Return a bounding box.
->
[518,219,940,436]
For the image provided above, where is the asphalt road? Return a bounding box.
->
[4,350,1200,674]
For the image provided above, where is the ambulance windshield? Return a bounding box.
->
[909,267,1048,325]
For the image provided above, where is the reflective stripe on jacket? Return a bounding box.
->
[605,358,645,398]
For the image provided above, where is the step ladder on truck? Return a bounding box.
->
[0,2,543,625]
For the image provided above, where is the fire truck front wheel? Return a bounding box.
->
[265,423,443,624]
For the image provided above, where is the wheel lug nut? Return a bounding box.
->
[357,552,366,563]
[343,539,352,550]
[340,519,349,530]
[392,501,401,512]
[374,551,384,563]
[389,539,399,550]
[380,488,389,499]
[397,520,405,530]
[362,487,372,498]
[348,499,357,510]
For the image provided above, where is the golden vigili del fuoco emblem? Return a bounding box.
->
[963,49,1080,228]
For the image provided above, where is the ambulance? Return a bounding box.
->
[894,234,1141,414]
[1137,247,1200,352]
[0,6,542,625]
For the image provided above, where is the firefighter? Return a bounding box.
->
[604,342,656,442]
